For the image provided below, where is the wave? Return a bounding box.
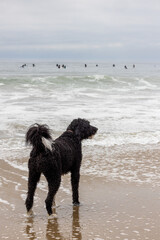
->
[0,130,160,163]
[85,131,160,147]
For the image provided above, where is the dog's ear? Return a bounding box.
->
[74,119,82,140]
[67,119,78,131]
[75,126,81,140]
[67,119,82,140]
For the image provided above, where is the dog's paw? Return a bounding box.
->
[48,213,57,219]
[73,202,80,206]
[27,209,34,216]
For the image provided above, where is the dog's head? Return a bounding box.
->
[67,118,98,141]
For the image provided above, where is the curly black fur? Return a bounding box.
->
[25,118,98,215]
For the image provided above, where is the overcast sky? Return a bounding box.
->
[0,0,160,62]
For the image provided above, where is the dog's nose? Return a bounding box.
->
[93,126,98,134]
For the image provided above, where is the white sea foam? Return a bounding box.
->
[2,158,28,172]
[60,185,71,195]
[85,131,160,147]
[135,77,157,89]
[93,75,105,81]
[0,198,15,210]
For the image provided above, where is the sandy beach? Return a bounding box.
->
[1,156,160,240]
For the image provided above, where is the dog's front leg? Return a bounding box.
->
[25,170,41,213]
[71,170,80,205]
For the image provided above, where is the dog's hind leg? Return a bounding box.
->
[71,170,80,205]
[44,172,61,215]
[25,170,41,213]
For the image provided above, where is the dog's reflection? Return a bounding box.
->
[46,206,82,240]
[25,212,37,240]
[46,207,63,240]
[25,206,82,240]
[72,206,82,240]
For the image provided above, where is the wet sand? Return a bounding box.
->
[0,158,160,240]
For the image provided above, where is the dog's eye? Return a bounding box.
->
[84,124,89,129]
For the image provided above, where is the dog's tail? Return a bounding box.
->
[26,123,53,152]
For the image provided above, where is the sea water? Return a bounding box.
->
[0,61,160,185]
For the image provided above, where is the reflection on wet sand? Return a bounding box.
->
[46,208,63,240]
[72,206,82,240]
[25,212,37,240]
[25,206,82,240]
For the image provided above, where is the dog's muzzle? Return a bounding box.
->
[89,126,98,138]
[92,126,98,135]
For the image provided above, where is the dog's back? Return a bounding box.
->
[26,123,82,175]
[54,131,82,175]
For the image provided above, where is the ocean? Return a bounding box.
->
[1,61,160,240]
[0,61,160,186]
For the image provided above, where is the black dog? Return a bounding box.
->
[25,118,98,215]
